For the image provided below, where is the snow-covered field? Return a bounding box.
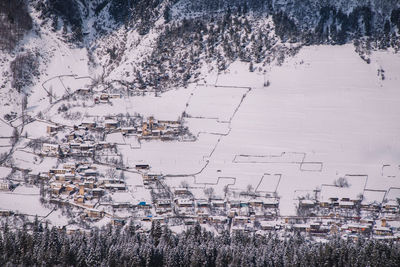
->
[193,44,400,214]
[107,44,400,215]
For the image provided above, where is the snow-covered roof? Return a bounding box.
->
[300,199,315,205]
[43,143,59,148]
[260,221,279,227]
[177,199,193,205]
[339,201,354,206]
[104,119,118,124]
[0,167,12,178]
[264,198,279,205]
[104,183,126,188]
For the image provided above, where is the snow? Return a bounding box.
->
[185,85,248,122]
[125,172,144,187]
[385,188,400,201]
[256,174,282,193]
[44,209,70,226]
[111,192,134,203]
[0,167,12,178]
[189,45,400,215]
[0,185,52,217]
[0,120,13,137]
[106,132,126,144]
[362,190,386,205]
[22,120,56,139]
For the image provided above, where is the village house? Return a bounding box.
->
[74,195,85,204]
[197,213,210,223]
[86,208,103,219]
[156,199,172,209]
[67,131,84,142]
[0,180,10,191]
[135,164,150,170]
[54,174,66,182]
[91,188,105,198]
[292,223,311,233]
[63,162,77,171]
[373,226,393,236]
[196,199,210,209]
[42,143,59,156]
[249,199,264,208]
[361,190,385,211]
[211,199,226,209]
[76,88,91,94]
[142,173,162,185]
[137,201,152,209]
[229,200,241,209]
[65,183,77,193]
[339,200,355,209]
[46,125,61,135]
[263,198,279,209]
[80,120,96,129]
[104,120,119,130]
[112,218,126,226]
[149,216,164,224]
[50,182,65,195]
[82,168,98,177]
[176,199,194,208]
[0,210,13,217]
[49,169,67,178]
[78,183,85,195]
[233,216,250,225]
[383,200,399,213]
[64,173,75,181]
[346,223,372,234]
[102,183,126,191]
[120,127,136,135]
[228,208,238,218]
[299,199,317,209]
[78,143,95,152]
[174,187,191,196]
[184,217,198,226]
[109,93,121,99]
[210,216,228,224]
[260,221,281,231]
[39,172,49,179]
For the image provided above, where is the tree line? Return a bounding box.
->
[1,219,400,266]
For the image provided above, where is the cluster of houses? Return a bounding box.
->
[42,162,126,210]
[294,185,400,240]
[41,116,188,158]
[2,159,399,240]
[118,116,186,141]
[140,173,282,230]
[93,93,122,104]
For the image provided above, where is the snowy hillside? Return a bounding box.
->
[1,0,400,236]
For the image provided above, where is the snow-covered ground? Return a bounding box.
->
[194,44,400,214]
[2,42,400,225]
[105,44,400,215]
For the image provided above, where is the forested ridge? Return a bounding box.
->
[2,0,400,93]
[1,220,400,266]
